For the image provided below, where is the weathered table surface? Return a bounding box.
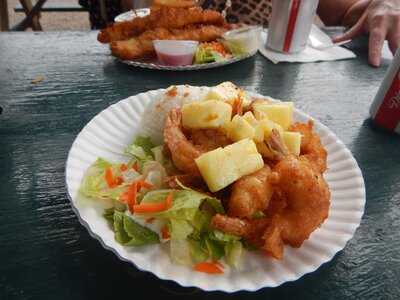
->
[1,31,399,300]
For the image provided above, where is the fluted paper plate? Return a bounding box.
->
[65,85,365,292]
[119,51,256,71]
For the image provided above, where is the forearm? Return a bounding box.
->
[317,0,360,25]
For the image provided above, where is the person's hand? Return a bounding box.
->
[333,0,400,67]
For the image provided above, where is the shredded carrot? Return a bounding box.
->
[133,201,168,213]
[132,161,139,172]
[161,225,170,239]
[165,192,173,209]
[193,262,224,274]
[120,182,138,213]
[105,167,118,188]
[115,177,124,186]
[127,182,138,213]
[133,192,173,214]
[137,180,154,191]
[120,163,128,171]
[214,261,224,269]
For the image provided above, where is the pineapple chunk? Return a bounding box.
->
[205,82,252,108]
[227,115,255,142]
[259,119,284,139]
[195,139,263,192]
[181,100,232,129]
[253,102,294,130]
[282,131,302,156]
[242,112,264,142]
[225,139,264,176]
[194,148,237,192]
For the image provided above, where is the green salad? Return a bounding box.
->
[79,135,243,273]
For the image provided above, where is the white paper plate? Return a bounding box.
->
[65,86,365,292]
[119,51,256,71]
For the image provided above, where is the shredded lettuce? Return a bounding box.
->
[221,39,248,56]
[189,239,209,263]
[79,158,127,201]
[194,46,225,64]
[112,211,159,246]
[170,219,193,240]
[225,240,243,268]
[125,136,155,165]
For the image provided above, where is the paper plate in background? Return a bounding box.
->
[65,86,365,292]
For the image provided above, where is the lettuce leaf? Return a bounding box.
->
[79,158,127,201]
[112,211,159,246]
[221,39,248,56]
[194,46,224,64]
[170,219,193,240]
[125,136,155,165]
[225,240,243,268]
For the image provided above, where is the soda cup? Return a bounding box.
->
[266,0,319,53]
[370,48,400,134]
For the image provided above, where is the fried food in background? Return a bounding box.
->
[98,6,226,44]
[110,25,227,60]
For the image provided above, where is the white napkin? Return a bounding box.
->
[259,25,356,64]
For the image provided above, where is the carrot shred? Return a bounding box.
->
[133,202,167,213]
[105,167,116,188]
[133,192,173,214]
[120,163,128,171]
[137,180,154,191]
[127,182,138,213]
[193,262,224,274]
[120,182,138,212]
[165,192,173,209]
[214,261,224,269]
[115,176,124,186]
[132,161,139,172]
[161,225,170,239]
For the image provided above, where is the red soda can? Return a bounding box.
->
[370,49,400,133]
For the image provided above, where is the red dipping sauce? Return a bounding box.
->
[156,52,194,66]
[153,40,198,67]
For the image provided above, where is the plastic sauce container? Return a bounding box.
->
[222,26,262,54]
[153,40,198,66]
[370,48,400,134]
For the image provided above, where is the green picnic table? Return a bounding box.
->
[0,31,399,299]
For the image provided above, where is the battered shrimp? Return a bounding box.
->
[164,108,202,175]
[228,165,279,218]
[289,121,327,173]
[211,214,270,247]
[188,128,232,152]
[263,155,330,256]
[212,156,330,259]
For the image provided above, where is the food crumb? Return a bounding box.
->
[166,86,178,97]
[31,75,44,84]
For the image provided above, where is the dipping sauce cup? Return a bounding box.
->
[153,40,199,66]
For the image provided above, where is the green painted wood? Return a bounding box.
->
[0,31,399,300]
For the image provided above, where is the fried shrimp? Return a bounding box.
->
[211,214,270,246]
[188,128,232,152]
[262,155,330,257]
[289,121,327,173]
[228,165,279,218]
[164,108,202,175]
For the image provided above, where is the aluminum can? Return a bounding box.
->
[266,0,319,53]
[370,48,400,134]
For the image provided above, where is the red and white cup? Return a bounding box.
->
[370,49,400,134]
[266,0,319,53]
